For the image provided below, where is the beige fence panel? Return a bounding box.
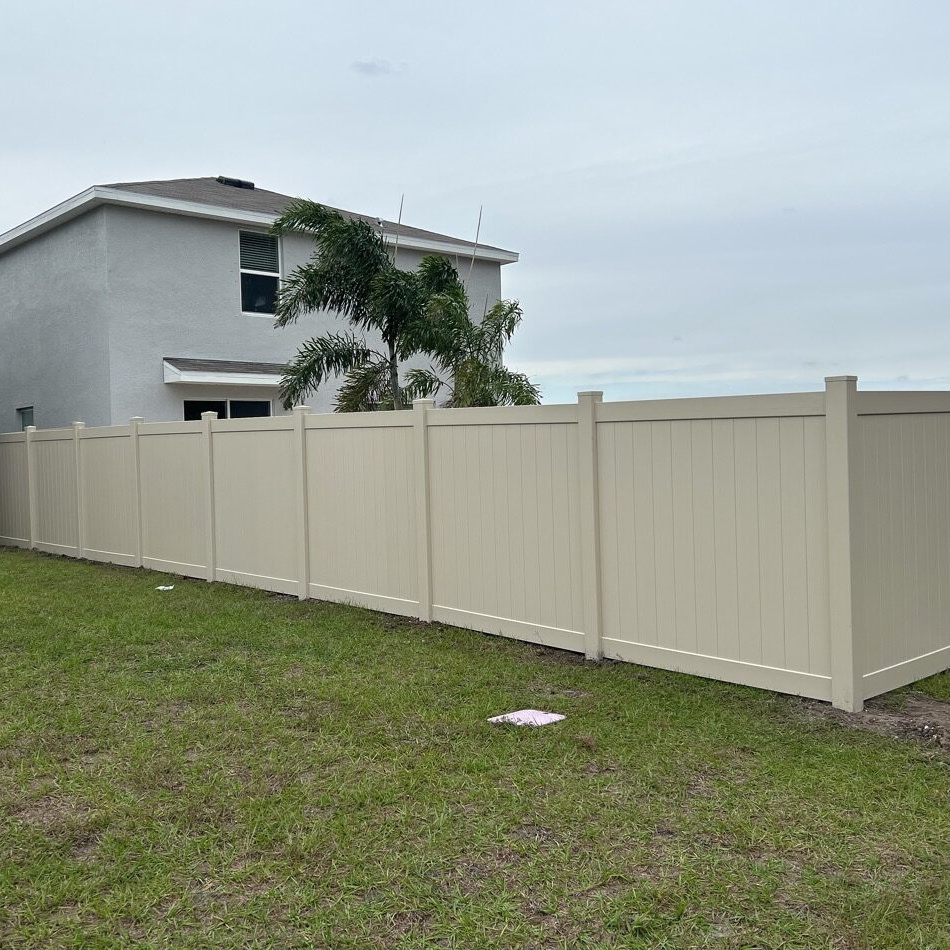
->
[0,435,30,547]
[4,378,950,712]
[31,428,79,556]
[306,415,420,616]
[138,423,208,577]
[852,393,950,699]
[427,406,585,652]
[79,426,138,566]
[211,418,300,594]
[596,399,831,701]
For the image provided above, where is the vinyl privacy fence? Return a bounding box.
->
[2,375,949,712]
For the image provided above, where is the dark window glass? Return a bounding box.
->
[17,406,34,430]
[183,400,227,421]
[229,400,271,419]
[241,272,278,314]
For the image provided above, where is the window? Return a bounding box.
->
[183,399,272,421]
[183,400,227,421]
[16,406,34,430]
[240,231,279,315]
[229,400,272,419]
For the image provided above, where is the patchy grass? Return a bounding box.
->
[916,670,950,703]
[0,548,948,949]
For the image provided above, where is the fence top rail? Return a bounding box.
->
[304,412,415,430]
[210,415,295,434]
[32,427,75,442]
[856,390,950,416]
[0,432,27,444]
[139,421,204,436]
[426,404,578,426]
[596,391,826,423]
[80,424,132,440]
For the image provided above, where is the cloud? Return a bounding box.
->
[350,58,405,77]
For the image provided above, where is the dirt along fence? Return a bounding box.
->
[2,375,948,711]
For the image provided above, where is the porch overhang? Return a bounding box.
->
[162,357,286,388]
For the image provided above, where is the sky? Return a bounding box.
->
[1,0,948,404]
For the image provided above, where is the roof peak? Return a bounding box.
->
[0,177,518,263]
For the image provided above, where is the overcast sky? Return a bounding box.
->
[2,1,948,403]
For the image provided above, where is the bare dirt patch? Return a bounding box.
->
[796,692,950,751]
[14,795,93,832]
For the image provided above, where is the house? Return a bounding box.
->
[0,177,518,429]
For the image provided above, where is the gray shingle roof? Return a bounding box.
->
[164,356,286,375]
[103,177,511,255]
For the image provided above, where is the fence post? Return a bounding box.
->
[578,391,604,660]
[25,425,37,549]
[825,375,862,712]
[129,417,144,568]
[201,411,217,583]
[413,399,436,622]
[72,422,85,559]
[293,405,311,601]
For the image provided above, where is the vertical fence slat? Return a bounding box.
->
[72,422,85,559]
[130,417,144,568]
[293,405,310,601]
[578,391,604,660]
[414,399,435,622]
[201,411,217,582]
[25,425,37,549]
[825,375,862,712]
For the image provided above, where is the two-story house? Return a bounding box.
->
[0,176,518,429]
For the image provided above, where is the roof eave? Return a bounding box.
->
[162,359,283,388]
[0,188,520,264]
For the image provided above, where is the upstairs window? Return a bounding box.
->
[240,231,279,315]
[17,406,34,430]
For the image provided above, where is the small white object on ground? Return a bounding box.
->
[487,709,565,727]
[155,585,175,591]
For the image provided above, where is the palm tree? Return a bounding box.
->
[405,293,541,408]
[271,200,539,410]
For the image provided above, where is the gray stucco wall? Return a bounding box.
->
[0,209,113,430]
[0,203,507,429]
[103,207,505,423]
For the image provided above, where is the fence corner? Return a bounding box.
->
[825,375,863,712]
[578,391,604,661]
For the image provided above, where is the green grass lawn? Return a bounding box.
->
[1,548,948,949]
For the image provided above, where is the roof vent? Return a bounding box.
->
[216,176,255,190]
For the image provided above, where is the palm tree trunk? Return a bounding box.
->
[388,342,402,410]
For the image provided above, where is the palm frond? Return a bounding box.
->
[415,255,465,298]
[270,199,344,236]
[484,366,541,406]
[278,332,379,409]
[401,368,446,404]
[334,357,394,413]
[448,359,541,408]
[478,300,524,357]
[272,202,390,329]
[368,269,424,349]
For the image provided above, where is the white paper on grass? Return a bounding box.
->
[487,709,565,727]
[155,585,175,591]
